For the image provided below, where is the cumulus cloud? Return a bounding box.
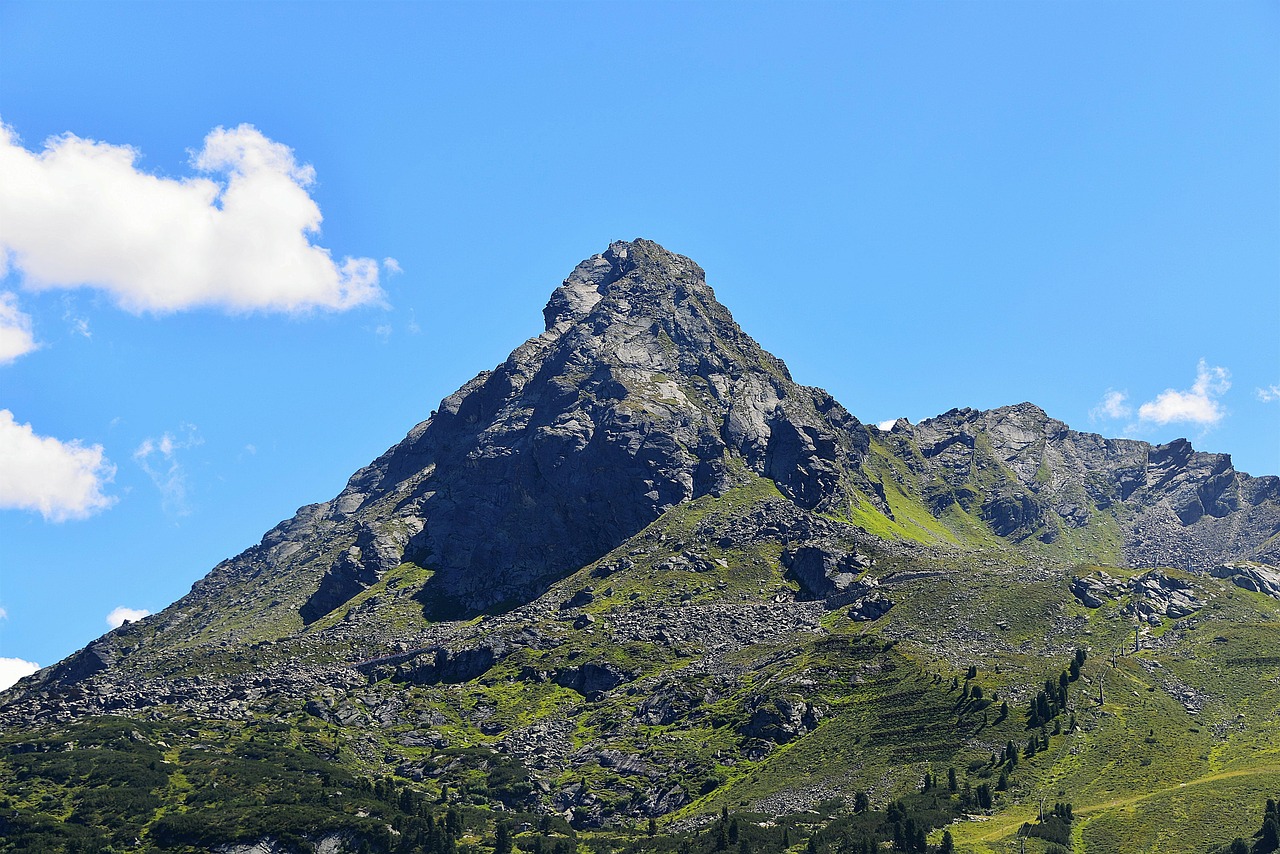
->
[0,409,116,520]
[106,606,150,629]
[877,419,898,431]
[1091,390,1131,421]
[0,291,36,364]
[133,424,202,515]
[1137,360,1230,426]
[382,257,402,275]
[0,120,383,313]
[1258,385,1280,403]
[0,657,39,691]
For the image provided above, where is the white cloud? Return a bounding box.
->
[0,657,39,690]
[0,291,37,364]
[1258,385,1280,403]
[0,606,7,620]
[0,409,116,520]
[877,419,898,431]
[1091,389,1131,421]
[1137,360,1230,426]
[133,424,202,515]
[106,606,150,629]
[382,257,402,274]
[0,120,383,314]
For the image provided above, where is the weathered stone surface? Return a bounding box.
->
[781,545,863,599]
[1211,562,1280,599]
[1070,575,1112,609]
[397,645,503,685]
[552,663,631,697]
[739,696,822,744]
[847,593,894,622]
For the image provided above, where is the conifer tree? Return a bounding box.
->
[1262,814,1280,852]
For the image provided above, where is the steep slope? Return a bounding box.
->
[2,239,1279,854]
[114,240,873,655]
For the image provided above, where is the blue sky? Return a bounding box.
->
[0,1,1276,683]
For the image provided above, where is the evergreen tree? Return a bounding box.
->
[1262,815,1280,852]
[939,830,954,854]
[947,768,957,792]
[495,822,512,854]
[1229,839,1249,854]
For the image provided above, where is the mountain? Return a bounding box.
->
[3,239,1279,854]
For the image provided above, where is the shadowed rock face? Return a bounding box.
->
[313,239,873,615]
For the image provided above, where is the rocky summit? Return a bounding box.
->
[3,239,1280,854]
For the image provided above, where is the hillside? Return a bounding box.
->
[3,239,1279,854]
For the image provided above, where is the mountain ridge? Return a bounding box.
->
[3,238,1279,853]
[9,237,1277,697]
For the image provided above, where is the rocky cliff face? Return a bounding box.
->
[16,239,1278,685]
[887,403,1280,567]
[331,238,872,615]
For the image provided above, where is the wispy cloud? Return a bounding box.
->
[0,409,116,520]
[1258,385,1280,403]
[0,291,36,364]
[106,606,150,629]
[0,119,383,314]
[1136,360,1230,426]
[133,424,202,515]
[1091,390,1131,421]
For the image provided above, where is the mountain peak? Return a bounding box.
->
[542,238,707,334]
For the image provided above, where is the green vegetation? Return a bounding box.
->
[4,458,1279,852]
